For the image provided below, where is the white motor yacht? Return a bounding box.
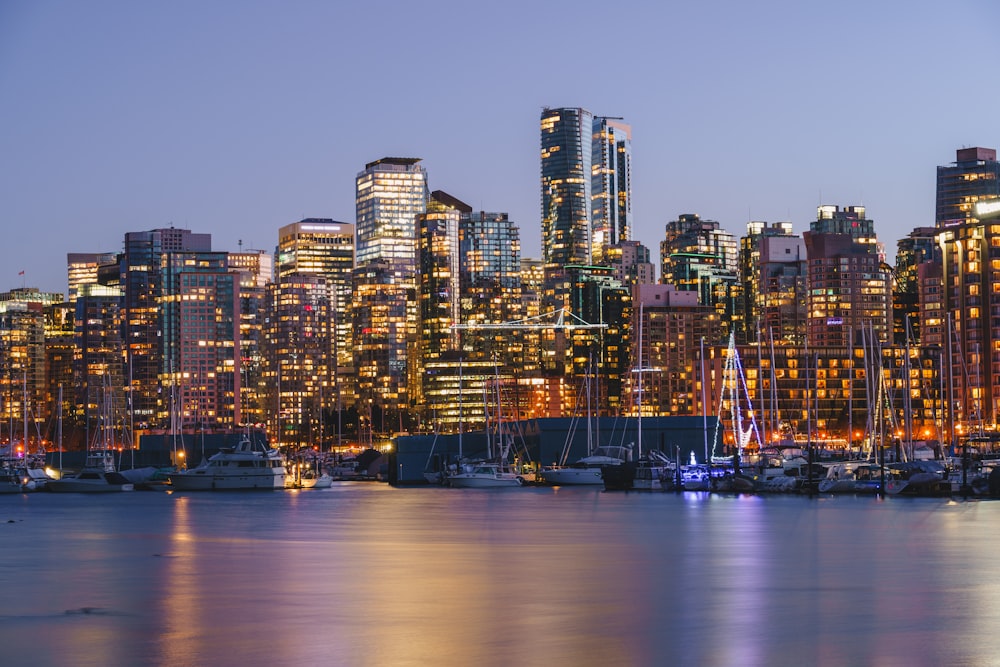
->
[168,437,287,491]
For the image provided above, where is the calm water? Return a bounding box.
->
[1,485,999,667]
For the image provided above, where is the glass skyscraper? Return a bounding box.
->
[541,107,594,267]
[592,117,632,264]
[355,157,428,285]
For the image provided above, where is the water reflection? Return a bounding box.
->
[4,488,1000,665]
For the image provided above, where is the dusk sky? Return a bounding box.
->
[2,0,998,295]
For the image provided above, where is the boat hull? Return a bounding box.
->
[448,474,523,488]
[47,479,133,493]
[539,467,604,486]
[168,471,287,491]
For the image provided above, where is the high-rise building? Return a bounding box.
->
[894,227,939,345]
[607,240,656,287]
[936,147,1000,228]
[418,192,463,363]
[541,107,594,268]
[352,259,411,441]
[659,213,741,343]
[633,284,719,417]
[229,249,273,428]
[592,117,632,264]
[67,252,117,303]
[802,206,890,348]
[355,158,428,284]
[122,228,212,427]
[739,221,796,343]
[459,207,522,363]
[354,158,428,435]
[264,273,332,447]
[757,234,807,345]
[275,219,355,410]
[0,288,64,448]
[161,250,240,429]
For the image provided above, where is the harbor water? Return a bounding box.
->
[2,485,1000,666]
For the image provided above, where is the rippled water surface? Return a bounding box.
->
[2,485,1000,666]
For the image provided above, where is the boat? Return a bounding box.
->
[0,467,27,494]
[167,436,287,490]
[299,468,333,489]
[540,445,629,486]
[47,451,135,493]
[288,463,332,489]
[447,460,524,488]
[885,461,951,497]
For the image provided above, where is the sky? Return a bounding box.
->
[1,0,999,295]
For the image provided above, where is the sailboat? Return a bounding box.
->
[47,380,133,493]
[448,369,525,488]
[541,358,627,485]
[602,301,672,491]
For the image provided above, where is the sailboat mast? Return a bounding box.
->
[636,302,643,459]
[701,336,708,464]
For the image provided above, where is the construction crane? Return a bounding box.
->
[450,307,607,331]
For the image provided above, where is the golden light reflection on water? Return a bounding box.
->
[9,488,1000,666]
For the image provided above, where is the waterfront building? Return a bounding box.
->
[0,288,62,445]
[459,207,523,363]
[803,205,891,348]
[634,284,719,417]
[354,158,428,436]
[229,249,273,429]
[72,283,125,445]
[275,219,355,428]
[937,199,1000,434]
[122,228,211,427]
[160,250,240,430]
[739,221,796,344]
[591,117,632,264]
[264,272,333,448]
[757,233,807,346]
[44,301,75,443]
[519,258,544,377]
[659,213,741,344]
[894,227,939,345]
[936,147,1000,228]
[352,260,412,442]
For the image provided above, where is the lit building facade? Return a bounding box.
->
[160,251,240,430]
[355,158,428,284]
[541,107,594,268]
[264,273,333,448]
[459,208,523,366]
[803,205,890,348]
[659,213,740,344]
[229,249,273,428]
[894,227,939,345]
[122,228,211,427]
[757,234,807,345]
[936,147,1000,228]
[607,240,656,287]
[739,221,796,344]
[67,252,117,303]
[352,260,412,441]
[275,219,355,417]
[591,117,632,264]
[634,284,719,417]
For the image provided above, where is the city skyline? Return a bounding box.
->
[2,0,999,294]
